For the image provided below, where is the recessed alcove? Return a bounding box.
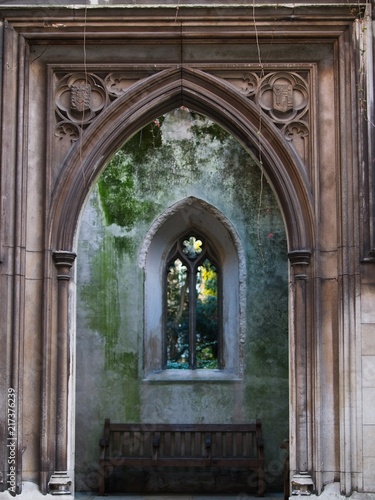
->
[75,109,289,494]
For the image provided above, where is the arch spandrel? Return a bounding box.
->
[49,66,314,255]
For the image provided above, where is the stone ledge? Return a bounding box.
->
[3,481,375,499]
[143,369,241,383]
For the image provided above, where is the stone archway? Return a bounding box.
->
[50,67,313,253]
[45,67,315,494]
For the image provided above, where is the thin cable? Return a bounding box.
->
[252,0,264,156]
[83,0,88,82]
[253,1,264,79]
[174,0,180,23]
[253,0,266,262]
[79,0,89,188]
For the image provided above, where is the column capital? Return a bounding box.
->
[288,250,311,267]
[288,250,311,280]
[52,250,76,267]
[52,251,76,280]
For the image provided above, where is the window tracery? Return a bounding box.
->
[165,234,221,370]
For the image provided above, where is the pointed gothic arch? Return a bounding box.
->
[49,66,314,254]
[45,66,315,494]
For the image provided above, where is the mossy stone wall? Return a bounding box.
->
[75,109,289,493]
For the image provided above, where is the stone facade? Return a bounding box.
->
[0,0,374,498]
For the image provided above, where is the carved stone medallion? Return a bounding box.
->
[273,81,294,113]
[55,72,107,126]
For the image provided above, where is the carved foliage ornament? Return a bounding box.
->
[55,121,81,144]
[104,72,142,98]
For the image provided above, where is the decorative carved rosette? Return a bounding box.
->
[55,72,108,129]
[256,72,309,124]
[223,70,309,126]
[54,70,156,143]
[54,121,81,143]
[218,69,311,166]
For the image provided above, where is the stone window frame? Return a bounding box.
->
[140,196,246,382]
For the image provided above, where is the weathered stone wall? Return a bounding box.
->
[0,2,374,498]
[360,265,375,492]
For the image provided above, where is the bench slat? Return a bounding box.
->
[174,431,181,457]
[100,456,262,468]
[99,419,265,497]
[108,423,258,432]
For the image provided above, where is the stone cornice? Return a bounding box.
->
[0,2,367,23]
[0,0,369,6]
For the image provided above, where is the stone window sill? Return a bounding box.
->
[143,369,241,383]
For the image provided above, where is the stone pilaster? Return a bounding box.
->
[288,250,314,496]
[48,251,76,495]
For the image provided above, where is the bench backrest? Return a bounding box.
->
[101,420,263,460]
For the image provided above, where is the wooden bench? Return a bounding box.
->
[99,419,265,496]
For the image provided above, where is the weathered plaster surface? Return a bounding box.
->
[75,112,289,493]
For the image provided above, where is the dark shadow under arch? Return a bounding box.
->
[73,115,292,495]
[49,66,314,255]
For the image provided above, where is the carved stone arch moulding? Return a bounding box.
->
[51,63,316,177]
[50,65,314,256]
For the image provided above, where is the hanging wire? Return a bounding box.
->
[253,0,266,262]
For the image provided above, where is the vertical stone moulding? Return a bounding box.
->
[288,250,314,496]
[48,251,76,495]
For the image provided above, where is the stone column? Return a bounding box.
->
[288,250,314,496]
[48,251,76,495]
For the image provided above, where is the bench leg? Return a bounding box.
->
[98,464,105,496]
[258,466,265,497]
